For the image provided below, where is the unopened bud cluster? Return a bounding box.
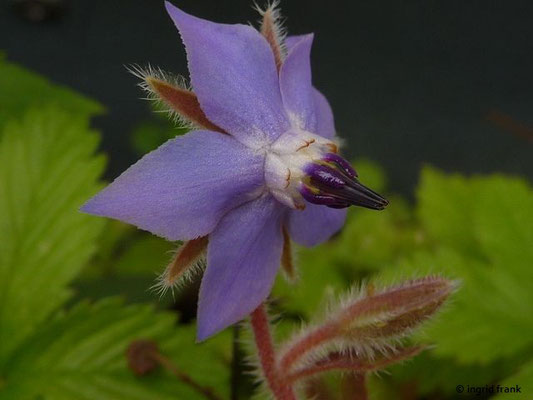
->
[251,277,456,399]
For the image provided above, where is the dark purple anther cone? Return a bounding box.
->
[322,153,357,177]
[301,156,389,210]
[300,185,350,208]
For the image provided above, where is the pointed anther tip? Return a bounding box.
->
[376,196,390,210]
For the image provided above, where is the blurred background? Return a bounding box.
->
[0,1,532,399]
[2,0,532,193]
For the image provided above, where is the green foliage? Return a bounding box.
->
[414,169,533,363]
[0,57,103,130]
[0,67,229,398]
[1,299,230,400]
[1,60,531,399]
[493,359,533,400]
[0,107,106,364]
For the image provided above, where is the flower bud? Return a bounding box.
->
[337,277,456,343]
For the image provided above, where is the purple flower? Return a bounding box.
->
[81,2,387,340]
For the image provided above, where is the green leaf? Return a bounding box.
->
[493,359,533,400]
[415,173,533,363]
[0,299,230,400]
[417,167,484,256]
[375,170,533,362]
[376,247,531,364]
[367,169,533,396]
[368,351,514,399]
[0,59,103,130]
[474,176,533,274]
[0,108,106,365]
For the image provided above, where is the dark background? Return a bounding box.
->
[2,0,532,195]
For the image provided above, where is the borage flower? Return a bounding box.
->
[82,1,388,340]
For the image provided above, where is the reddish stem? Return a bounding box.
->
[279,324,340,373]
[279,277,451,374]
[250,304,296,400]
[285,346,423,384]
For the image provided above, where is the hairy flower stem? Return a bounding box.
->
[279,324,339,374]
[250,304,296,400]
[285,346,423,384]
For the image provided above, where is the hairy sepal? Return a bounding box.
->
[128,64,226,133]
[256,0,287,71]
[152,236,208,297]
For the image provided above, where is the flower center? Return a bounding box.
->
[264,130,388,210]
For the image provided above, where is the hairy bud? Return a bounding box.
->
[278,276,456,375]
[337,276,456,344]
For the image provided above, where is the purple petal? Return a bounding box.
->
[287,204,347,247]
[81,130,264,241]
[284,34,336,139]
[312,88,336,139]
[284,35,307,52]
[165,2,289,147]
[197,195,284,340]
[279,34,317,132]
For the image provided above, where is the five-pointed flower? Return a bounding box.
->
[81,1,388,340]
